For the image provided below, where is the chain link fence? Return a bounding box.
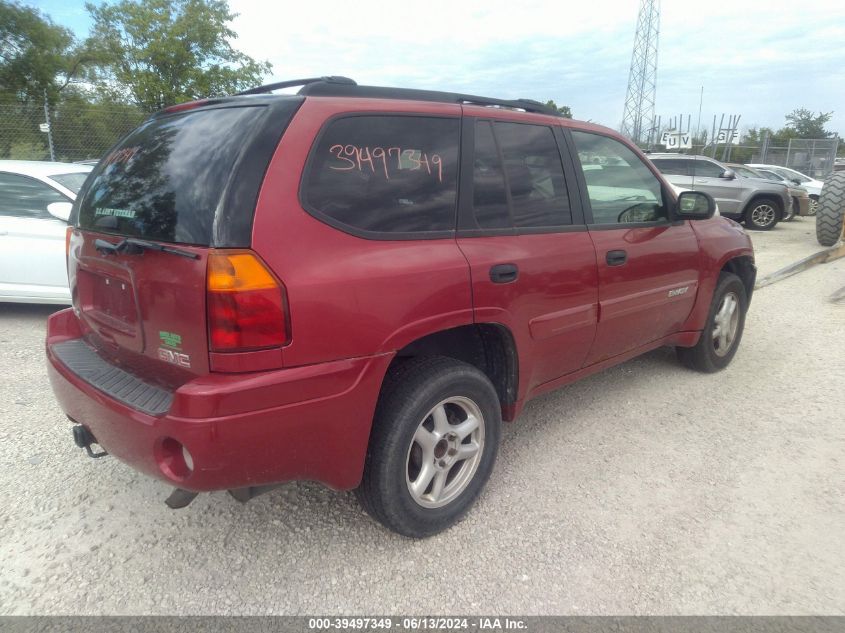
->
[0,99,149,163]
[751,137,839,180]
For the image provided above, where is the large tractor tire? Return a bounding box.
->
[815,171,845,247]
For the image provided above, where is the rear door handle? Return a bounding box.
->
[490,263,519,284]
[606,250,627,266]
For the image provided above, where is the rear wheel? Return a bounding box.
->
[356,357,502,538]
[815,172,845,247]
[744,197,780,230]
[677,272,748,373]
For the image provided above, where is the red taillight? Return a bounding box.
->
[206,251,289,352]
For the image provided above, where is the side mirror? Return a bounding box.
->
[790,178,801,186]
[720,169,736,180]
[47,201,73,222]
[676,191,716,221]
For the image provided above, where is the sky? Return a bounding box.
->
[32,0,845,136]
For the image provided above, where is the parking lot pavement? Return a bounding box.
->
[1,226,843,616]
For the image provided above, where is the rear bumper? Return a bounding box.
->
[46,309,392,492]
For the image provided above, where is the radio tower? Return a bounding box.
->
[621,0,660,145]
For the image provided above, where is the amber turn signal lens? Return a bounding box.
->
[207,252,279,292]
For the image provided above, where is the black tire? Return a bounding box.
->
[815,172,845,247]
[808,195,819,216]
[676,272,748,373]
[356,356,502,538]
[744,197,781,230]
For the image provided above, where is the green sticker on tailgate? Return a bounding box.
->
[159,331,182,349]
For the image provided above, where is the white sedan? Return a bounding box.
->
[0,160,93,304]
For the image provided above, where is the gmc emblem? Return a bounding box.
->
[157,348,192,368]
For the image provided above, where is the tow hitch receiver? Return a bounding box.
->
[72,425,108,459]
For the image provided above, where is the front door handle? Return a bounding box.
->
[490,263,519,284]
[606,250,627,266]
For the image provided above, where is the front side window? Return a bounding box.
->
[0,172,67,219]
[773,167,809,183]
[732,165,760,178]
[690,160,727,178]
[571,131,665,225]
[759,170,786,182]
[303,115,460,235]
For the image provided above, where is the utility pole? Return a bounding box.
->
[621,0,660,145]
[43,88,56,162]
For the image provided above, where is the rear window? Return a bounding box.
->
[77,106,265,245]
[302,115,460,236]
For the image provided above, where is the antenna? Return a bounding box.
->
[621,0,660,144]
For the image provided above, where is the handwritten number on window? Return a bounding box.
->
[328,144,443,182]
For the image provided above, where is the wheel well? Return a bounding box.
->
[743,194,783,218]
[391,324,518,414]
[721,256,756,300]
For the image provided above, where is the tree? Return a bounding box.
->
[782,108,834,139]
[0,1,93,104]
[86,0,272,111]
[544,99,572,118]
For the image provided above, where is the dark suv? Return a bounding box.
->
[47,77,755,537]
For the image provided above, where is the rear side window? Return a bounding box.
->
[495,122,572,228]
[470,120,572,230]
[77,106,266,245]
[472,121,510,229]
[302,116,460,235]
[650,158,689,176]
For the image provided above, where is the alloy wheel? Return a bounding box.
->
[712,291,740,357]
[405,396,485,509]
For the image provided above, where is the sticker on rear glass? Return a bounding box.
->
[95,207,135,219]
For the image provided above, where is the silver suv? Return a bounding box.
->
[649,154,791,230]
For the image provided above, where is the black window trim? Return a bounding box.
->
[298,111,462,241]
[564,128,677,230]
[456,116,586,238]
[0,171,71,220]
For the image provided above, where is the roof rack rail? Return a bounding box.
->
[296,81,560,116]
[235,76,356,96]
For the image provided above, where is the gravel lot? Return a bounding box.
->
[1,217,843,615]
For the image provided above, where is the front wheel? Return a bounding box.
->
[808,196,819,216]
[677,272,748,372]
[744,197,780,230]
[356,357,502,538]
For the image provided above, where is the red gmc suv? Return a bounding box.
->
[46,77,755,537]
